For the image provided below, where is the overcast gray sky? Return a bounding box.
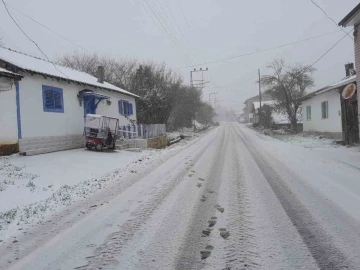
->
[0,0,358,111]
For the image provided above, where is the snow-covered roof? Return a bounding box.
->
[0,47,139,98]
[0,67,22,77]
[253,100,275,110]
[326,74,356,91]
[301,75,356,102]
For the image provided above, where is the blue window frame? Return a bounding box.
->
[42,85,64,113]
[119,100,133,116]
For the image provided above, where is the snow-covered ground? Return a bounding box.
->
[167,123,209,141]
[1,123,360,269]
[0,133,206,242]
[251,126,339,149]
[242,124,360,220]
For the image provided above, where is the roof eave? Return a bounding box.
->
[20,67,140,98]
[339,3,360,27]
[0,58,139,98]
[0,72,23,79]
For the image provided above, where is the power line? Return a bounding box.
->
[311,29,353,67]
[179,29,343,68]
[4,2,90,53]
[141,0,192,65]
[310,0,353,40]
[2,0,69,78]
[208,76,256,90]
[175,0,202,54]
[162,0,198,62]
[152,0,194,64]
[141,0,189,65]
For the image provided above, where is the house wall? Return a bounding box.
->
[301,90,342,138]
[0,82,18,145]
[17,74,137,155]
[355,25,360,140]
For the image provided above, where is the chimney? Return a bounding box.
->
[97,66,105,83]
[345,63,355,77]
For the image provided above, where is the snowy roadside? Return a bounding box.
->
[0,130,211,242]
[167,124,214,142]
[247,125,339,149]
[238,123,360,222]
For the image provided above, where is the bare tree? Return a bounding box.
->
[58,52,206,127]
[58,52,138,89]
[261,59,315,131]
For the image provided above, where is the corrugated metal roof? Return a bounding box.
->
[0,47,139,98]
[0,67,22,77]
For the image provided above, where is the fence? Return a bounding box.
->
[118,124,166,139]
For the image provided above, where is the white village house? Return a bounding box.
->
[300,69,357,141]
[0,48,139,155]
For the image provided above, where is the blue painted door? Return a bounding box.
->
[84,96,96,116]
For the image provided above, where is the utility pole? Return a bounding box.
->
[190,68,209,90]
[258,69,262,124]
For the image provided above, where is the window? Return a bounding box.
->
[321,101,328,119]
[42,85,64,113]
[306,106,311,120]
[119,100,133,116]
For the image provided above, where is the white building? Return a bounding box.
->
[300,75,356,139]
[0,48,139,155]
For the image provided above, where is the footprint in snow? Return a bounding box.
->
[202,228,211,237]
[198,178,205,181]
[216,206,224,213]
[191,170,196,173]
[200,245,214,260]
[219,228,230,239]
[188,174,193,177]
[208,217,217,227]
[197,183,202,188]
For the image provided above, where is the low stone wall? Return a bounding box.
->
[303,131,342,140]
[19,135,85,155]
[18,134,167,155]
[147,135,167,149]
[0,143,19,156]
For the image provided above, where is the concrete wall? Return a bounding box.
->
[0,82,18,146]
[301,90,342,138]
[355,25,360,141]
[17,74,137,155]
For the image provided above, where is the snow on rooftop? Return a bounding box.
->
[0,67,21,76]
[0,47,139,98]
[327,74,356,89]
[253,100,275,110]
[306,75,357,98]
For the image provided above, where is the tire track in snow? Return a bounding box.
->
[174,124,232,270]
[74,128,222,270]
[220,130,261,269]
[234,125,355,270]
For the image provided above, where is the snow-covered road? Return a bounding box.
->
[1,123,360,269]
